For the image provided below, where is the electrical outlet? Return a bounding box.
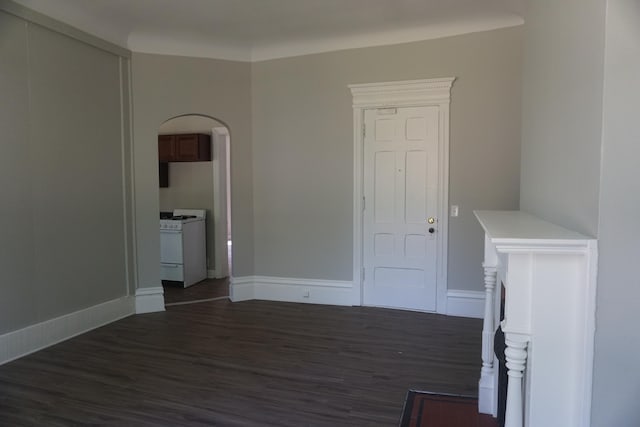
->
[451,205,459,217]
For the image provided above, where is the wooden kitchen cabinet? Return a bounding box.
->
[158,133,211,162]
[158,135,176,162]
[175,134,211,161]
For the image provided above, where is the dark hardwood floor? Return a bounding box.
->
[0,300,484,426]
[163,277,230,305]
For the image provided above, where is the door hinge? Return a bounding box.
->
[362,196,366,211]
[362,267,365,282]
[362,123,366,138]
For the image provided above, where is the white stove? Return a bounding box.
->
[160,209,207,287]
[160,216,203,231]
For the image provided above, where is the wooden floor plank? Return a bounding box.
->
[0,300,484,426]
[163,277,230,304]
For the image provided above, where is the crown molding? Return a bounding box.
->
[127,33,253,62]
[251,16,523,62]
[6,0,523,63]
[126,16,523,63]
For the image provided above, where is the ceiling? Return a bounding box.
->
[12,0,524,61]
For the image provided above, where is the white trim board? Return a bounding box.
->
[229,276,254,302]
[135,287,165,314]
[230,276,354,306]
[446,290,485,319]
[0,296,134,366]
[349,78,455,314]
[211,126,230,280]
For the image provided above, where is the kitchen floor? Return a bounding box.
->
[162,277,229,305]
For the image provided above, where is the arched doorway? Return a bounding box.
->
[157,114,232,305]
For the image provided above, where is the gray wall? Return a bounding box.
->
[591,1,640,425]
[519,0,640,424]
[159,115,224,272]
[131,53,254,289]
[519,0,606,236]
[252,27,523,290]
[0,8,133,334]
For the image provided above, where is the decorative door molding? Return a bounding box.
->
[349,78,455,312]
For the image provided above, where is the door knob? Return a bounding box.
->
[427,217,436,224]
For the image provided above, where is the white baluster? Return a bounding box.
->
[481,264,497,376]
[504,335,528,427]
[478,264,497,414]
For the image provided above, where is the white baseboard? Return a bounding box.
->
[207,269,217,279]
[0,296,134,366]
[229,276,255,302]
[230,276,354,306]
[135,287,165,314]
[446,290,485,318]
[230,278,483,316]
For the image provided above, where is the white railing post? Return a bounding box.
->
[504,335,528,427]
[478,264,497,414]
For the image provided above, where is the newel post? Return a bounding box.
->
[504,335,529,427]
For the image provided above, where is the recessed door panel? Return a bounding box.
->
[405,234,426,258]
[374,233,394,256]
[406,117,428,141]
[374,151,395,224]
[375,119,397,141]
[374,267,424,289]
[405,150,427,223]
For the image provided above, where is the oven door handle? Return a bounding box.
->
[161,263,179,268]
[160,230,182,234]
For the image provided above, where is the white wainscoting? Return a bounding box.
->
[446,290,485,319]
[135,287,165,314]
[230,276,354,306]
[0,296,135,366]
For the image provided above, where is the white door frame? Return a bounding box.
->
[212,126,230,279]
[349,78,455,314]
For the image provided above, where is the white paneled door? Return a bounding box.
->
[363,106,440,311]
